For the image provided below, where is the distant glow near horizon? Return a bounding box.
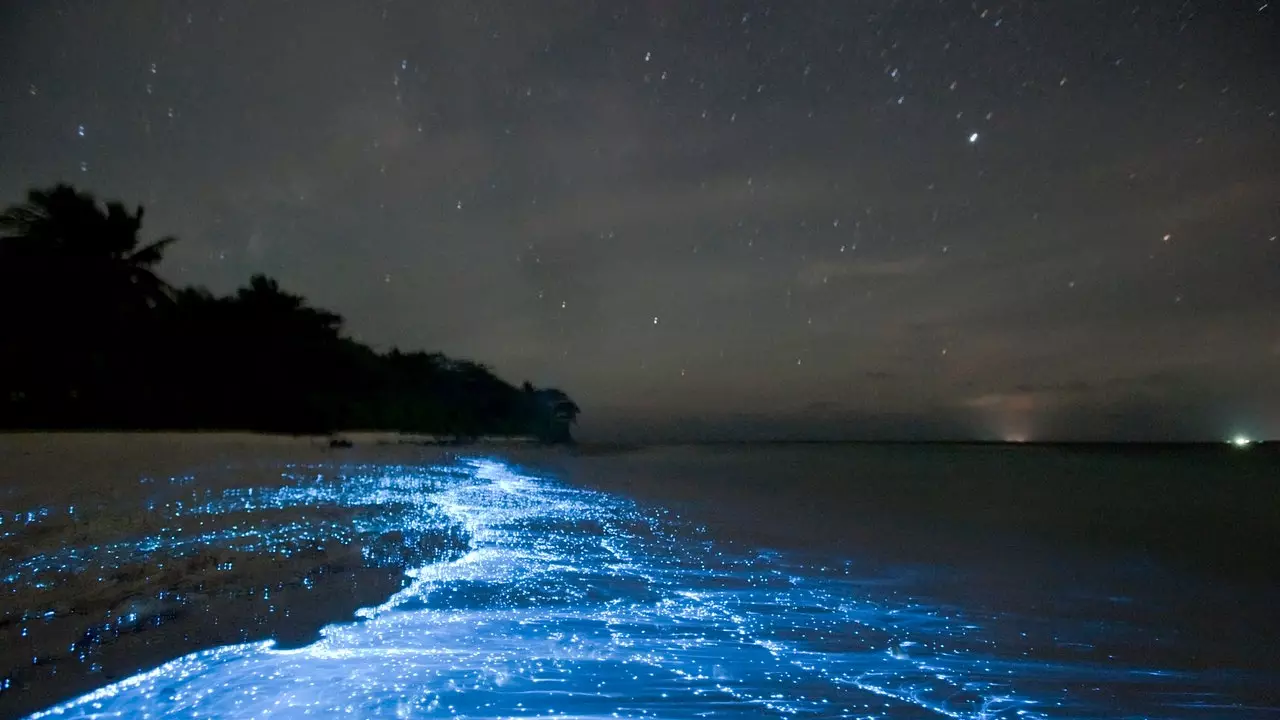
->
[1230,434,1252,447]
[17,458,1240,719]
[3,3,1279,436]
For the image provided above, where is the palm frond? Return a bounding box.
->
[129,236,177,266]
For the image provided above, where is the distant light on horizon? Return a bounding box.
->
[2,1,1278,444]
[1230,435,1252,448]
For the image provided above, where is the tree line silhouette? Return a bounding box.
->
[0,185,579,441]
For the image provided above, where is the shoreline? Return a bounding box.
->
[4,434,1278,716]
[2,428,1272,450]
[0,441,475,718]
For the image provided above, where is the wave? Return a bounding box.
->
[17,458,1265,718]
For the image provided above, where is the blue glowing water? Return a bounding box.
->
[12,457,1276,718]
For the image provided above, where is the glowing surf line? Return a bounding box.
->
[20,458,1241,718]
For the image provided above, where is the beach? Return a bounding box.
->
[2,434,1277,718]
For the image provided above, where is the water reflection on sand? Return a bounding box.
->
[15,457,1269,718]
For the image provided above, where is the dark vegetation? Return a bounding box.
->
[0,185,580,440]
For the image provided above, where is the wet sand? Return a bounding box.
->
[1,434,468,718]
[2,435,1278,717]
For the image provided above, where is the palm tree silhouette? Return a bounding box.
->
[0,184,583,439]
[0,184,176,313]
[0,185,178,423]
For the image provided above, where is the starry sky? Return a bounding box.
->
[1,1,1277,441]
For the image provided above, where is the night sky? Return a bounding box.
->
[1,1,1276,441]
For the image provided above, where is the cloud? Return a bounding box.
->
[1012,380,1092,395]
[797,256,931,286]
[962,380,1098,413]
[963,392,1037,412]
[964,373,1188,413]
[519,173,831,244]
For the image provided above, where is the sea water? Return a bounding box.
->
[2,438,1277,718]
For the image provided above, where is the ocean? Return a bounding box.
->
[1,434,1276,718]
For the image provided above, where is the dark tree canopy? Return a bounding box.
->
[0,185,579,441]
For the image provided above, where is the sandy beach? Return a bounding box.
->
[2,434,1277,717]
